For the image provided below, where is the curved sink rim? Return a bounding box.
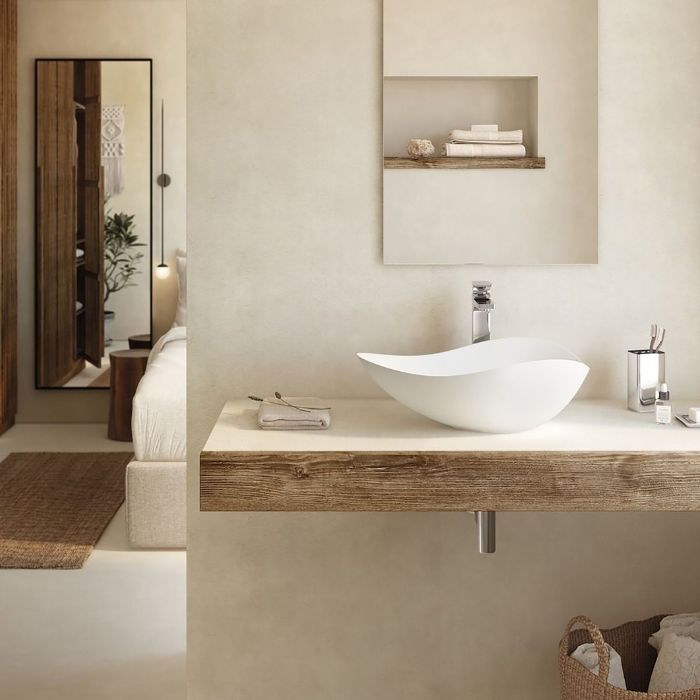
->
[357,336,589,378]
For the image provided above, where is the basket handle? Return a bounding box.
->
[559,615,611,687]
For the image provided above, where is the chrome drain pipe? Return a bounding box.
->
[475,511,496,554]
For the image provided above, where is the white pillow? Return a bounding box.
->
[173,248,187,327]
[649,633,700,693]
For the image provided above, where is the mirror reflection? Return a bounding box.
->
[35,59,152,389]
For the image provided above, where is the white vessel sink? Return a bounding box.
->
[357,337,589,433]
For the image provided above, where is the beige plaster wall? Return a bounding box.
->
[17,0,185,422]
[383,0,598,265]
[187,1,700,698]
[101,60,151,341]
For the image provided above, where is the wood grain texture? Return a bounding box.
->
[108,350,149,441]
[200,451,700,512]
[36,60,82,387]
[0,0,17,431]
[384,156,546,169]
[128,334,152,349]
[80,62,104,368]
[37,60,104,385]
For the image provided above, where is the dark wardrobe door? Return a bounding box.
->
[0,0,17,429]
[36,60,81,387]
[37,59,104,387]
[76,60,104,367]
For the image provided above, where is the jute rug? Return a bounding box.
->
[0,452,132,569]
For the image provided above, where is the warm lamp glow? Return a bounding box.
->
[155,263,170,280]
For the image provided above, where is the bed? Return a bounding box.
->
[126,326,186,548]
[125,249,187,548]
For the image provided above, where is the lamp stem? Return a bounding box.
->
[160,99,165,266]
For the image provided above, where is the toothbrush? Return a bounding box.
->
[649,323,658,351]
[655,327,666,352]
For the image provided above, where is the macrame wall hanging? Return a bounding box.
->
[101,104,126,197]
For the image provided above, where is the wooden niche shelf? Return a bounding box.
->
[384,156,545,170]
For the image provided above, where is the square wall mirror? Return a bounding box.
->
[383,0,598,265]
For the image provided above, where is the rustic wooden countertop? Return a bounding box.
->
[200,399,700,513]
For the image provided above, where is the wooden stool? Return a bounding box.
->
[128,333,152,350]
[108,349,150,441]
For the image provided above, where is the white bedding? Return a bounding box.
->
[132,326,186,461]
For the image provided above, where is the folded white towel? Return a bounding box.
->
[442,143,526,158]
[257,397,331,430]
[649,633,700,693]
[650,613,700,651]
[571,643,627,690]
[449,129,523,144]
[471,124,499,132]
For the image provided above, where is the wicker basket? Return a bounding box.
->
[560,615,700,700]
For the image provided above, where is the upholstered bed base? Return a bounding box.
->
[126,460,186,548]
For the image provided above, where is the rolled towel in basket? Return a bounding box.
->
[257,397,331,430]
[649,612,700,650]
[571,642,627,689]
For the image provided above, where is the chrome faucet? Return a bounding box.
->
[472,281,494,344]
[472,280,496,554]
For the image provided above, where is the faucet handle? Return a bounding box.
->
[472,280,492,302]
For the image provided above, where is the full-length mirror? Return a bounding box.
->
[35,59,152,388]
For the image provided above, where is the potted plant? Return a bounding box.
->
[104,207,145,346]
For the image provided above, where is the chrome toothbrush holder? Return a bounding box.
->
[627,350,665,412]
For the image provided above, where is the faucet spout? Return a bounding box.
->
[472,281,493,344]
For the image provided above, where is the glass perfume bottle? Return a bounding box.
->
[655,383,672,425]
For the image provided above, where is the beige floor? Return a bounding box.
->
[0,424,186,700]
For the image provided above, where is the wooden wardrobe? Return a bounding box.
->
[0,0,17,430]
[36,60,104,388]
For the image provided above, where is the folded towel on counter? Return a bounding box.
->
[257,397,331,430]
[471,124,499,132]
[442,143,526,158]
[650,613,700,650]
[571,642,627,690]
[649,633,700,693]
[449,129,523,144]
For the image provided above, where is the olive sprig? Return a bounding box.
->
[248,392,331,413]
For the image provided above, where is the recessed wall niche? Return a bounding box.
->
[384,76,539,161]
[383,0,598,265]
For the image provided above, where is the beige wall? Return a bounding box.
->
[17,0,186,422]
[101,60,151,341]
[188,1,700,698]
[383,0,598,265]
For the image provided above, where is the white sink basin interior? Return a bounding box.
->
[357,337,589,433]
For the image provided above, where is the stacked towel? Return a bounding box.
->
[442,124,526,158]
[257,397,331,431]
[442,143,526,158]
[449,128,523,144]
